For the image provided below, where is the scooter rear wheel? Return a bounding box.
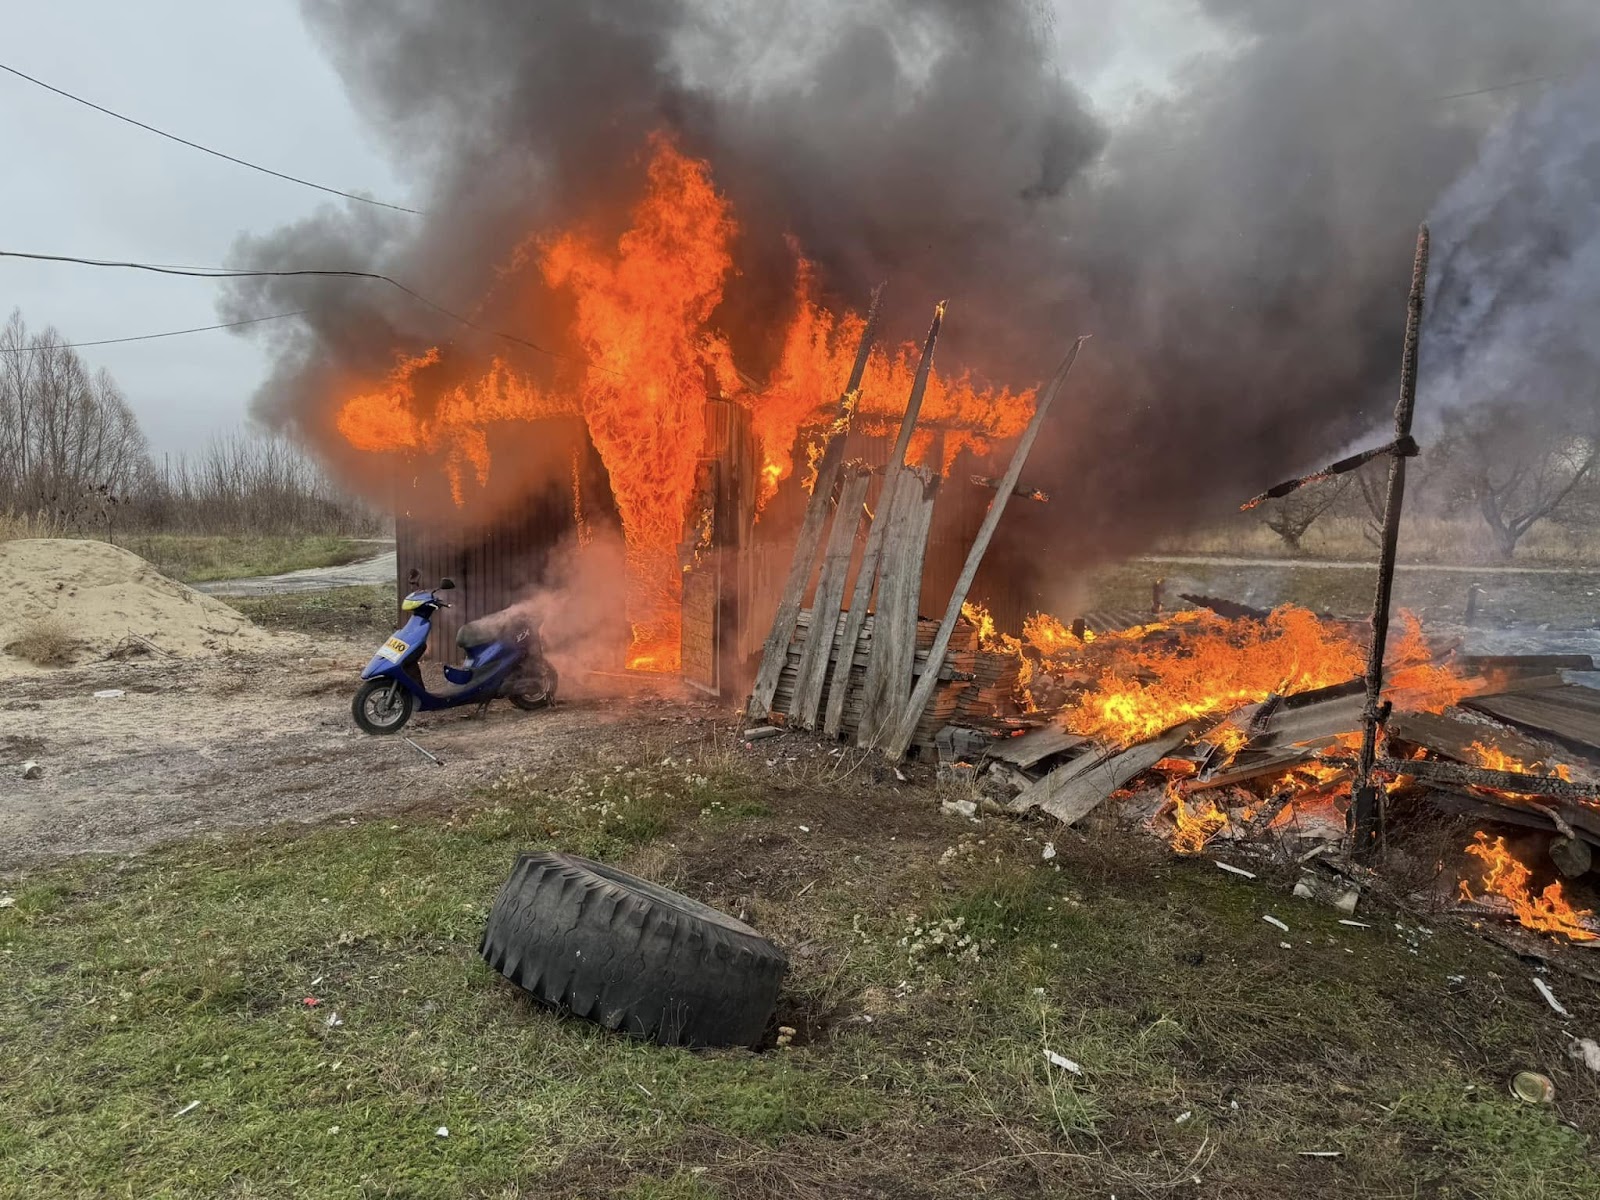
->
[353,677,415,734]
[509,662,559,711]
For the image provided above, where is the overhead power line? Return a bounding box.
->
[0,60,422,216]
[0,310,305,353]
[0,248,589,370]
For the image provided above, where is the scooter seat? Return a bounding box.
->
[457,607,532,650]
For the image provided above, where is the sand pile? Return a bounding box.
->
[0,538,277,675]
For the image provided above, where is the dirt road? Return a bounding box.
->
[0,641,720,873]
[196,548,397,596]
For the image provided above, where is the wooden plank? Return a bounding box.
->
[1016,723,1196,826]
[746,286,884,719]
[788,467,871,729]
[884,335,1089,759]
[856,468,940,748]
[1463,685,1600,754]
[823,306,944,739]
[986,724,1092,770]
[1386,710,1570,769]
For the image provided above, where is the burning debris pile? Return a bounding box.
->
[968,604,1600,946]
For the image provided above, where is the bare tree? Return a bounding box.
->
[0,312,149,528]
[1448,406,1598,561]
[1260,474,1351,551]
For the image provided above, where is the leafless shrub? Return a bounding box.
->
[6,615,80,666]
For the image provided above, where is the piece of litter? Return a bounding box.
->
[1214,861,1256,879]
[1263,915,1289,932]
[1299,1151,1341,1158]
[327,1012,344,1028]
[1533,977,1571,1018]
[1174,1110,1193,1124]
[743,726,782,742]
[20,761,41,780]
[327,1125,341,1134]
[0,896,14,909]
[174,1101,200,1118]
[1338,919,1371,928]
[894,767,907,782]
[303,996,321,1008]
[1229,1099,1240,1110]
[435,1126,449,1138]
[310,976,323,987]
[1032,987,1046,997]
[1279,941,1293,949]
[1042,842,1057,861]
[798,825,811,833]
[1567,1037,1600,1073]
[93,689,125,699]
[1044,1050,1083,1075]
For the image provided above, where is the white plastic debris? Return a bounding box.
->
[1042,842,1057,861]
[798,824,812,833]
[894,767,908,782]
[1338,919,1372,928]
[0,896,14,909]
[326,1012,344,1028]
[435,1126,449,1138]
[1174,1110,1193,1124]
[174,1101,200,1118]
[20,761,41,780]
[1279,942,1293,950]
[1262,915,1289,932]
[93,689,125,699]
[1567,1037,1600,1073]
[1299,1151,1342,1158]
[1044,1050,1083,1075]
[940,799,978,819]
[1214,861,1256,879]
[1533,977,1571,1018]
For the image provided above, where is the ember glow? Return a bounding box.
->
[334,136,1037,670]
[1459,832,1596,941]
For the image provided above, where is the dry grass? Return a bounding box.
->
[4,615,79,667]
[1158,515,1600,565]
[0,510,66,544]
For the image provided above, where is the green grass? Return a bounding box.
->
[2,754,1594,1198]
[228,584,398,638]
[111,535,375,583]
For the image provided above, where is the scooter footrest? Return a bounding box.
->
[443,665,473,685]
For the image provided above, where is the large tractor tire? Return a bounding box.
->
[480,851,787,1048]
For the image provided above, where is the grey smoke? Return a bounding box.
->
[225,0,1600,599]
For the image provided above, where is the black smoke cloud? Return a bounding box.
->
[225,0,1600,592]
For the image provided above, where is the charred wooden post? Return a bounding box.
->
[1352,226,1430,855]
[787,464,871,729]
[883,335,1090,760]
[1071,616,1087,642]
[746,285,884,720]
[822,304,944,738]
[1374,755,1600,803]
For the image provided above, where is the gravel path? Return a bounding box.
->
[197,548,396,596]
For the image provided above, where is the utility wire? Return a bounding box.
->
[0,310,305,353]
[0,60,422,216]
[0,249,589,369]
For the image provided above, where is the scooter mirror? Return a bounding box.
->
[439,578,457,590]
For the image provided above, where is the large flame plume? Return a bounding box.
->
[334,137,1036,670]
[1459,832,1596,941]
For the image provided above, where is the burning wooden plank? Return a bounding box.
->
[883,334,1090,760]
[1463,684,1600,759]
[746,285,884,721]
[822,304,945,740]
[856,468,940,748]
[1013,723,1197,827]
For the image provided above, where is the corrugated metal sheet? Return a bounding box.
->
[1465,684,1600,755]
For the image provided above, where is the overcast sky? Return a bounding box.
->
[0,2,409,455]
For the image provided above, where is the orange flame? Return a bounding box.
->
[1386,612,1481,712]
[1459,832,1596,941]
[1167,784,1231,855]
[1464,740,1573,782]
[333,135,1038,671]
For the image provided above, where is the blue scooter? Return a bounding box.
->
[352,572,558,735]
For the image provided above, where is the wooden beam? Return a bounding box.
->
[787,465,871,730]
[822,304,945,738]
[1015,723,1196,826]
[856,467,940,748]
[882,334,1090,759]
[745,285,885,719]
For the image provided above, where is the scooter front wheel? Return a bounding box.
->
[353,677,415,735]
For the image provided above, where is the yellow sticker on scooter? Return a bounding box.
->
[376,636,409,662]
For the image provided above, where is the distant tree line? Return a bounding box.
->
[0,309,381,536]
[1258,402,1599,561]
